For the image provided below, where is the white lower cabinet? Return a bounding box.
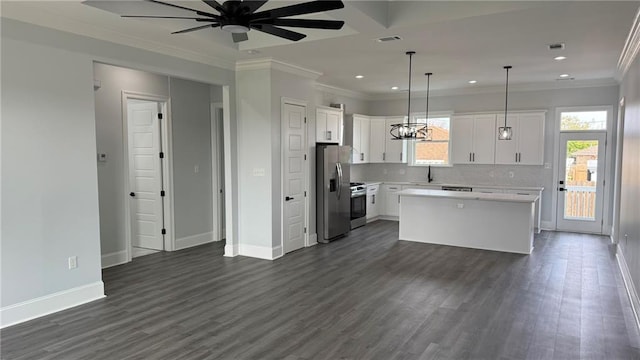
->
[366,184,380,221]
[382,184,401,217]
[504,189,543,233]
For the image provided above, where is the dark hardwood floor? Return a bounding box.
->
[2,220,639,359]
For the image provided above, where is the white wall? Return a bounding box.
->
[1,38,103,309]
[618,42,640,296]
[170,77,214,240]
[363,85,620,226]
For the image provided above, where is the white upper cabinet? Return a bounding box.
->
[495,112,545,165]
[369,117,386,163]
[384,116,407,163]
[345,114,370,164]
[316,106,342,144]
[451,114,496,164]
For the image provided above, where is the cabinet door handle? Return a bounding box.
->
[361,153,364,161]
[400,152,402,161]
[326,131,332,140]
[515,153,518,162]
[372,194,376,204]
[518,153,522,162]
[473,153,475,162]
[383,152,386,161]
[469,153,472,162]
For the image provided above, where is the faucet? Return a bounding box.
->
[427,165,434,183]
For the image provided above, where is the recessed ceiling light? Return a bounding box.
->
[468,80,477,84]
[560,73,570,78]
[554,56,567,61]
[391,86,399,90]
[355,75,364,79]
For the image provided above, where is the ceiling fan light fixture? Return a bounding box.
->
[221,24,250,33]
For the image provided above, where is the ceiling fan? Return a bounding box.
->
[122,0,345,43]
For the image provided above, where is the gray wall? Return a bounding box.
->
[1,18,236,312]
[93,63,170,255]
[618,50,640,295]
[361,85,620,226]
[1,37,103,306]
[170,77,214,239]
[94,64,217,253]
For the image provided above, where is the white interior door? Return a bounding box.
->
[556,131,606,233]
[127,100,164,251]
[283,103,306,254]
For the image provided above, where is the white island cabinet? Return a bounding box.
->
[398,189,537,254]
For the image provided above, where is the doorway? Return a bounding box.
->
[281,100,308,254]
[555,110,608,234]
[124,96,172,258]
[211,103,226,241]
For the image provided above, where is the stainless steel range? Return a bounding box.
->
[350,182,367,229]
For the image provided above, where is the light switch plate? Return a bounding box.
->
[253,168,265,177]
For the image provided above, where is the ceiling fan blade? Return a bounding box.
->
[145,0,220,19]
[250,24,306,41]
[254,18,344,30]
[122,15,217,22]
[232,32,249,43]
[241,0,269,14]
[172,23,220,34]
[203,0,226,14]
[251,1,344,21]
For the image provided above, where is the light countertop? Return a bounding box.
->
[398,189,539,203]
[360,181,543,192]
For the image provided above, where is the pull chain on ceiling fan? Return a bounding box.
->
[122,0,345,43]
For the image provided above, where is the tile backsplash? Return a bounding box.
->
[352,163,549,188]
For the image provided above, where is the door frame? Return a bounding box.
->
[210,102,225,241]
[551,105,614,234]
[280,97,310,257]
[122,91,174,261]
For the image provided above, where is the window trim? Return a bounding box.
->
[408,111,453,167]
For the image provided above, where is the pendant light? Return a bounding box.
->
[498,65,513,140]
[424,72,433,141]
[390,51,429,141]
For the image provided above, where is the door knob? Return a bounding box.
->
[285,196,294,201]
[558,188,566,192]
[129,192,136,197]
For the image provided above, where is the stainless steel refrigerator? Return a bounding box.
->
[317,144,351,243]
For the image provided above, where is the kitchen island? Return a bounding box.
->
[398,189,538,254]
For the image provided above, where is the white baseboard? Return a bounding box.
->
[379,215,399,221]
[238,244,279,260]
[101,250,128,269]
[132,247,160,258]
[0,281,105,329]
[540,220,555,231]
[175,231,214,250]
[224,242,238,257]
[272,245,283,260]
[616,246,640,332]
[307,233,318,247]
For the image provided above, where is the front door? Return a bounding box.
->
[127,100,164,251]
[283,102,306,254]
[556,131,606,233]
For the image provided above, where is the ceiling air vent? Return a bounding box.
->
[376,35,402,42]
[548,43,565,50]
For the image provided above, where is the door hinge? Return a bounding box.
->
[161,190,165,197]
[161,228,166,235]
[603,180,605,186]
[159,152,164,159]
[158,113,163,120]
[304,227,307,233]
[304,117,307,124]
[304,191,307,197]
[304,154,307,160]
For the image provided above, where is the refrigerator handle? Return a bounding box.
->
[336,162,343,200]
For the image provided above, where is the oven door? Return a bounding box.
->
[351,194,367,220]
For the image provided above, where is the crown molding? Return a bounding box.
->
[314,83,372,101]
[236,58,322,79]
[366,78,620,101]
[617,6,640,80]
[1,9,237,71]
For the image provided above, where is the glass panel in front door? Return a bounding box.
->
[563,139,599,221]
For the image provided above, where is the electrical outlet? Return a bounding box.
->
[194,164,200,173]
[509,171,515,178]
[68,256,78,269]
[457,203,464,209]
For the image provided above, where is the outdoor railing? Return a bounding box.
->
[564,185,596,219]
